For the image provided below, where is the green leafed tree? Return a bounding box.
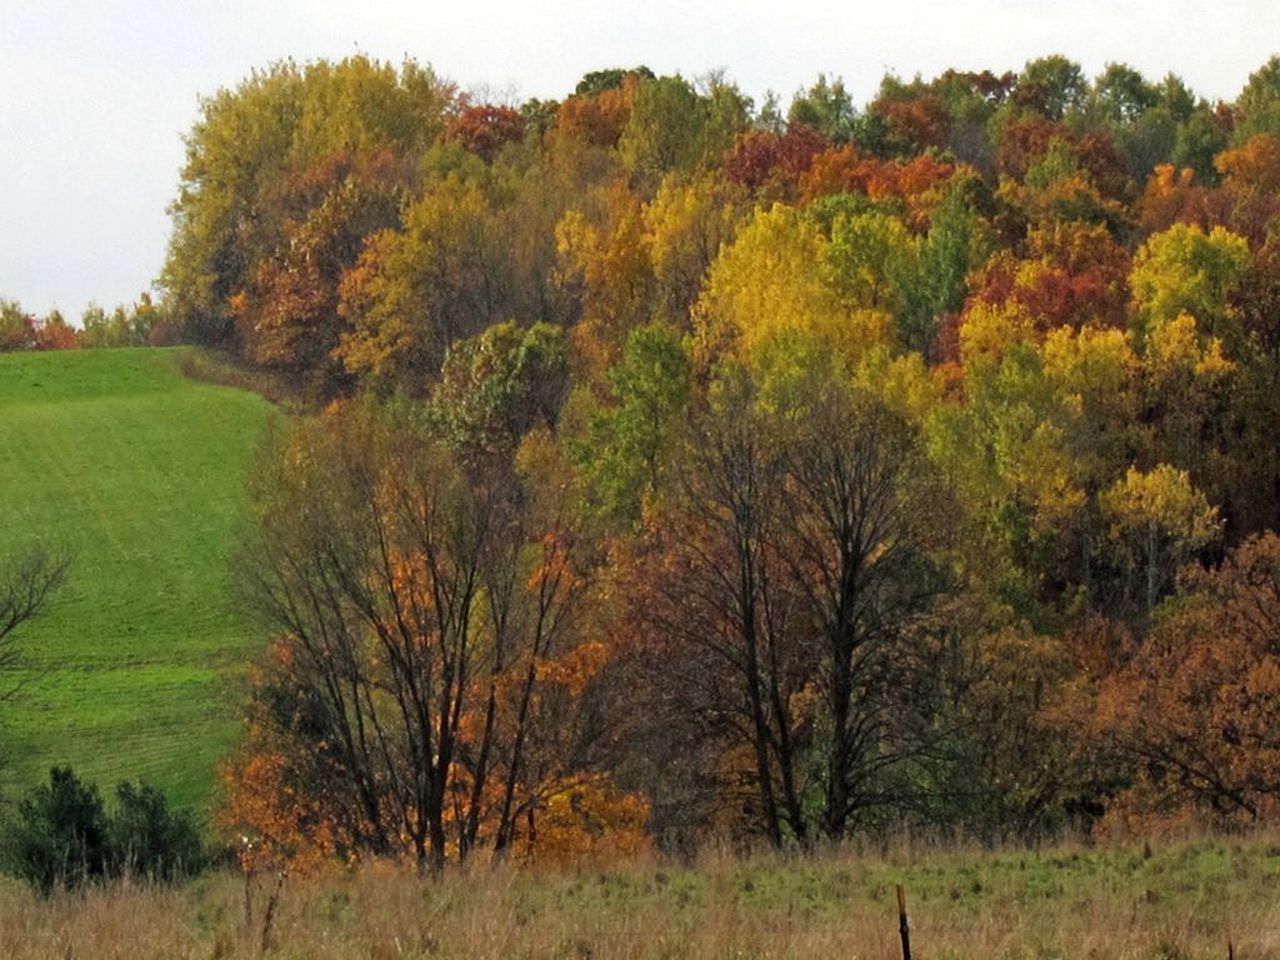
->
[428,321,570,460]
[572,323,691,527]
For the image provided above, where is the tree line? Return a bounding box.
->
[0,295,175,350]
[37,52,1280,866]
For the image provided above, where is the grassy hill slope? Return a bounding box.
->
[0,348,276,810]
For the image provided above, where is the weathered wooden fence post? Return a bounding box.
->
[896,883,912,960]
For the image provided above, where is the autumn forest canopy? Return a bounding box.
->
[14,51,1280,871]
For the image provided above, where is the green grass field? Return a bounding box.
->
[0,348,276,811]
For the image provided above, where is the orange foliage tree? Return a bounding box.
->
[223,403,645,869]
[1092,534,1280,831]
[444,104,526,162]
[555,77,638,149]
[232,148,411,393]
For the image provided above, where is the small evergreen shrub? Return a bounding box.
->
[2,766,110,894]
[1,767,206,893]
[108,780,206,882]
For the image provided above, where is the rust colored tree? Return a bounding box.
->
[225,403,632,869]
[1093,534,1280,831]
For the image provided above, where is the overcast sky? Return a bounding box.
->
[3,0,1279,317]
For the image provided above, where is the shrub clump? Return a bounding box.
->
[1,766,206,893]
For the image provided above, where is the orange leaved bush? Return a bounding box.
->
[1092,534,1280,832]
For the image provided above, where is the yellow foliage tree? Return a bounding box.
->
[1129,223,1251,345]
[642,173,745,327]
[1100,464,1220,614]
[693,203,892,367]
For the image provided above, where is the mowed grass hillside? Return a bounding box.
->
[0,349,276,810]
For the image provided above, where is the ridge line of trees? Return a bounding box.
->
[19,51,1280,866]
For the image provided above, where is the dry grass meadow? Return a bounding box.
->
[1,834,1277,959]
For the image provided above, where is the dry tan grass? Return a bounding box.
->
[1,835,1277,959]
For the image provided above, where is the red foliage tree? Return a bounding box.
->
[722,124,828,200]
[968,221,1130,332]
[445,104,527,161]
[996,116,1066,180]
[33,313,79,350]
[872,92,952,152]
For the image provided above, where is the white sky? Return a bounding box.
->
[2,0,1279,317]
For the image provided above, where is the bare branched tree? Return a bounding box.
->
[0,546,70,702]
[633,368,810,848]
[781,382,954,840]
[234,405,597,869]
